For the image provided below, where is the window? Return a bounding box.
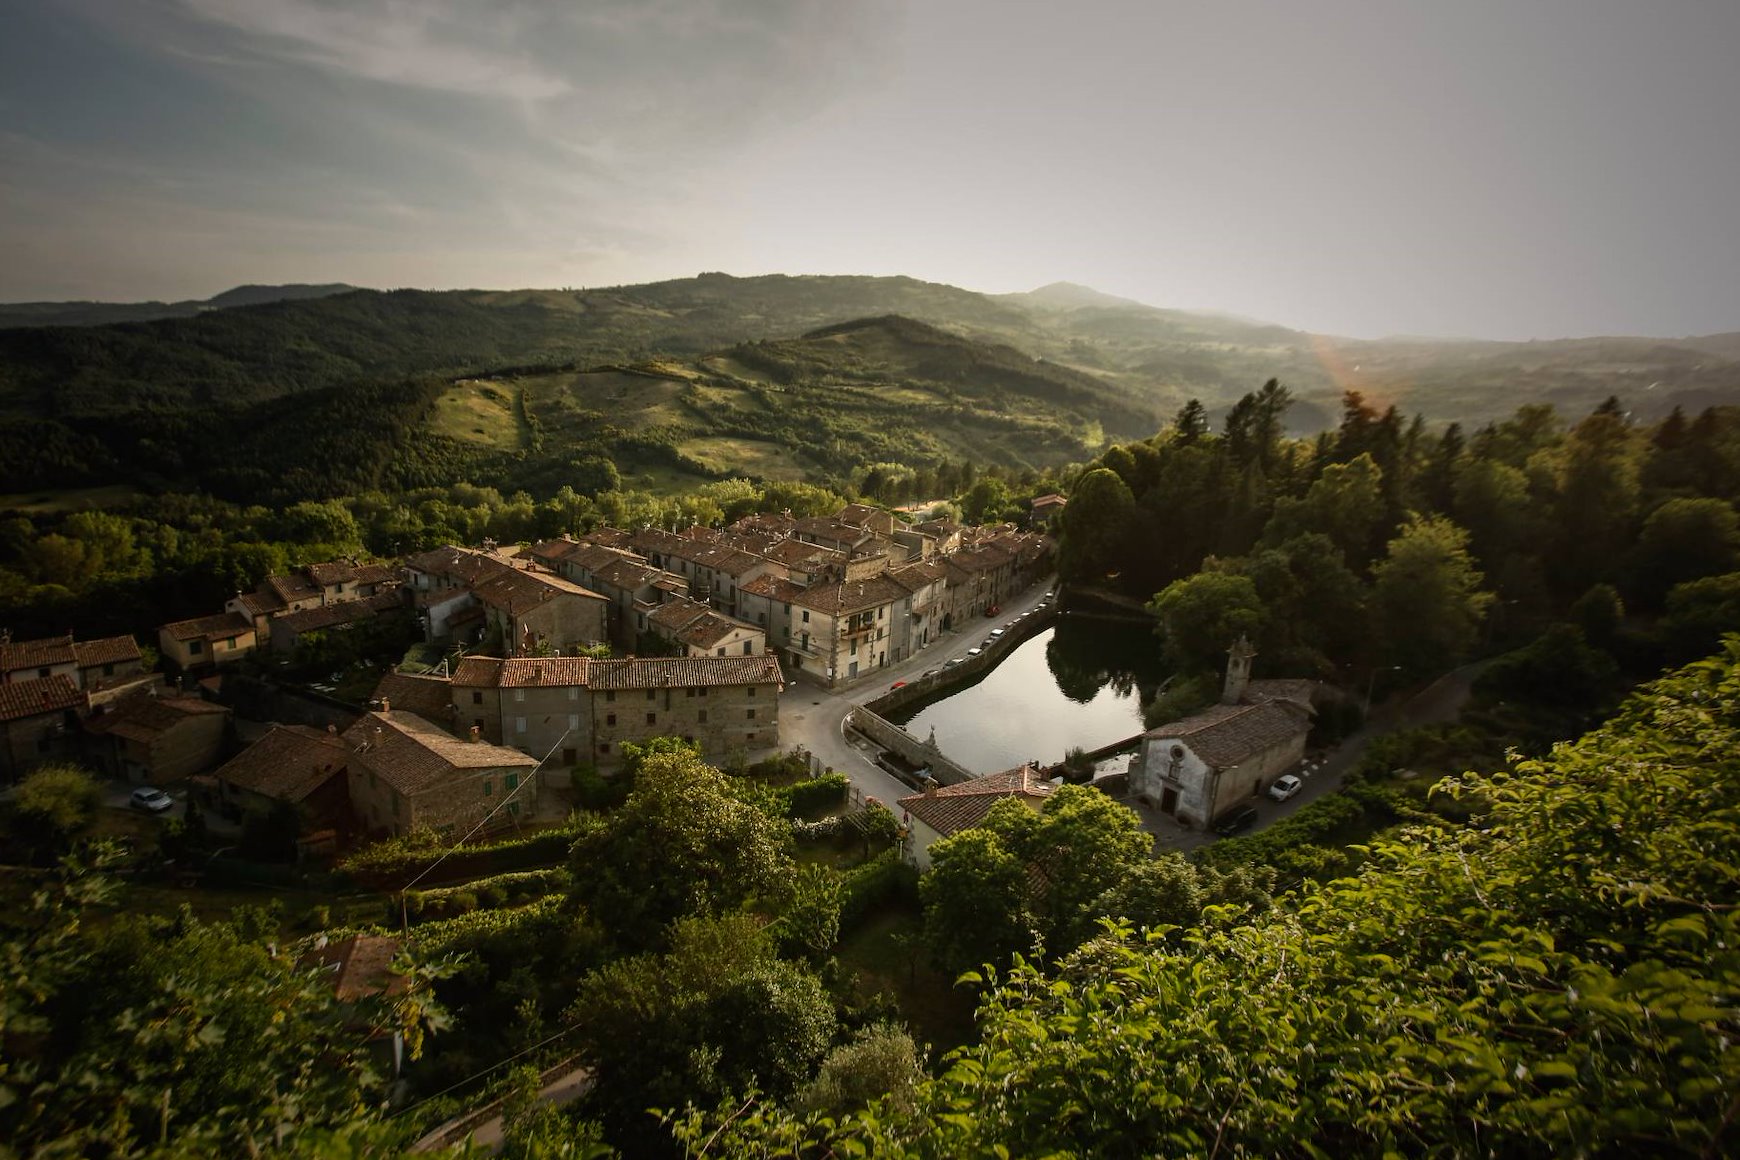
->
[606,690,615,703]
[646,689,656,701]
[514,689,525,703]
[746,732,756,742]
[699,710,709,724]
[37,667,49,678]
[646,712,656,726]
[336,582,345,593]
[599,742,611,755]
[742,641,753,655]
[562,747,577,764]
[747,708,756,720]
[802,610,810,624]
[472,691,483,705]
[508,801,520,817]
[686,687,695,697]
[483,780,493,795]
[225,637,237,650]
[515,717,526,734]
[606,713,616,726]
[568,713,579,730]
[506,773,518,790]
[747,686,756,697]
[102,663,114,677]
[698,686,708,697]
[568,685,579,700]
[716,647,726,657]
[189,640,203,655]
[878,606,885,619]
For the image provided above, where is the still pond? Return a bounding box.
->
[890,611,1170,774]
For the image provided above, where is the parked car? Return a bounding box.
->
[990,628,1006,637]
[1267,774,1303,802]
[1213,804,1259,837]
[129,787,174,814]
[922,669,939,678]
[945,657,965,667]
[966,647,983,657]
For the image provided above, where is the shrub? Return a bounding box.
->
[838,849,920,934]
[784,773,850,819]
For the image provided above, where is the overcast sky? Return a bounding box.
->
[2,0,1736,339]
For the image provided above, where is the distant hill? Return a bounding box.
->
[0,283,360,330]
[0,271,1735,501]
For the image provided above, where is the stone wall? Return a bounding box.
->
[866,604,1058,718]
[844,706,974,786]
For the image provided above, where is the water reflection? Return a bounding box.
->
[892,613,1169,774]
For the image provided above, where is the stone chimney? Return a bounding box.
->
[1221,635,1256,705]
[380,698,391,715]
[469,725,482,743]
[923,777,937,798]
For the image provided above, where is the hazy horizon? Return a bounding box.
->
[4,1,1737,341]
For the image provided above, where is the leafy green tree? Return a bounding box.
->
[1147,571,1266,675]
[6,763,100,860]
[1632,496,1740,607]
[569,747,793,949]
[1371,515,1492,677]
[920,827,1034,976]
[1056,467,1136,583]
[1262,452,1388,567]
[796,1023,926,1119]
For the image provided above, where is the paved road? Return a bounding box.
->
[412,1062,593,1154]
[778,583,1056,807]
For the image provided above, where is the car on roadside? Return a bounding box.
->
[1213,804,1259,837]
[1267,774,1303,802]
[990,628,1006,638]
[129,787,174,814]
[922,669,939,678]
[945,657,964,667]
[966,647,983,657]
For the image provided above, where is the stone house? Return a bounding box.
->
[888,560,950,660]
[644,596,765,658]
[450,654,784,771]
[343,708,541,839]
[225,560,399,644]
[836,502,900,539]
[785,575,911,685]
[736,573,808,660]
[369,670,458,724]
[942,543,1017,624]
[158,611,258,673]
[0,632,145,690]
[0,675,86,780]
[83,692,231,784]
[208,723,350,831]
[469,565,608,657]
[1030,494,1067,527]
[1131,639,1316,829]
[896,764,1055,870]
[269,591,407,656]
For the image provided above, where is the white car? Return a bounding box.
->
[130,787,174,813]
[990,628,1006,637]
[1267,774,1303,802]
[966,647,983,657]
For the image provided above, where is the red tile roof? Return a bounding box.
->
[0,675,84,722]
[789,575,908,616]
[898,765,1054,838]
[1144,700,1311,768]
[212,724,346,802]
[162,611,255,642]
[84,694,227,741]
[273,591,404,637]
[451,656,505,688]
[370,671,455,721]
[0,634,75,672]
[302,934,408,1002]
[344,710,537,796]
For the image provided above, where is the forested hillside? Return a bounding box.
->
[3,272,1738,502]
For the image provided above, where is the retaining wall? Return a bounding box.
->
[844,706,975,786]
[867,604,1058,718]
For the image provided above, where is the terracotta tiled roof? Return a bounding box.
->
[898,764,1054,839]
[85,694,227,741]
[344,710,536,797]
[889,560,950,590]
[646,598,712,634]
[676,611,758,651]
[0,634,75,672]
[789,575,908,616]
[793,516,875,545]
[587,655,783,690]
[352,562,399,587]
[302,934,407,1002]
[232,590,286,618]
[304,560,359,587]
[1242,679,1318,709]
[266,572,322,604]
[471,568,605,614]
[583,527,636,549]
[740,574,809,603]
[451,656,505,688]
[70,635,142,669]
[0,675,84,722]
[528,537,587,564]
[213,724,346,802]
[370,671,454,721]
[496,658,594,688]
[592,558,673,593]
[274,591,403,636]
[161,611,254,642]
[1030,493,1066,508]
[760,538,843,570]
[1145,700,1311,769]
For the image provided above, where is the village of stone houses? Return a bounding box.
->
[1,491,1366,1138]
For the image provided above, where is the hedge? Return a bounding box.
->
[337,821,588,888]
[783,773,850,819]
[838,849,919,934]
[404,868,572,923]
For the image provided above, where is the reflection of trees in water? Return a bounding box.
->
[1044,616,1167,706]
